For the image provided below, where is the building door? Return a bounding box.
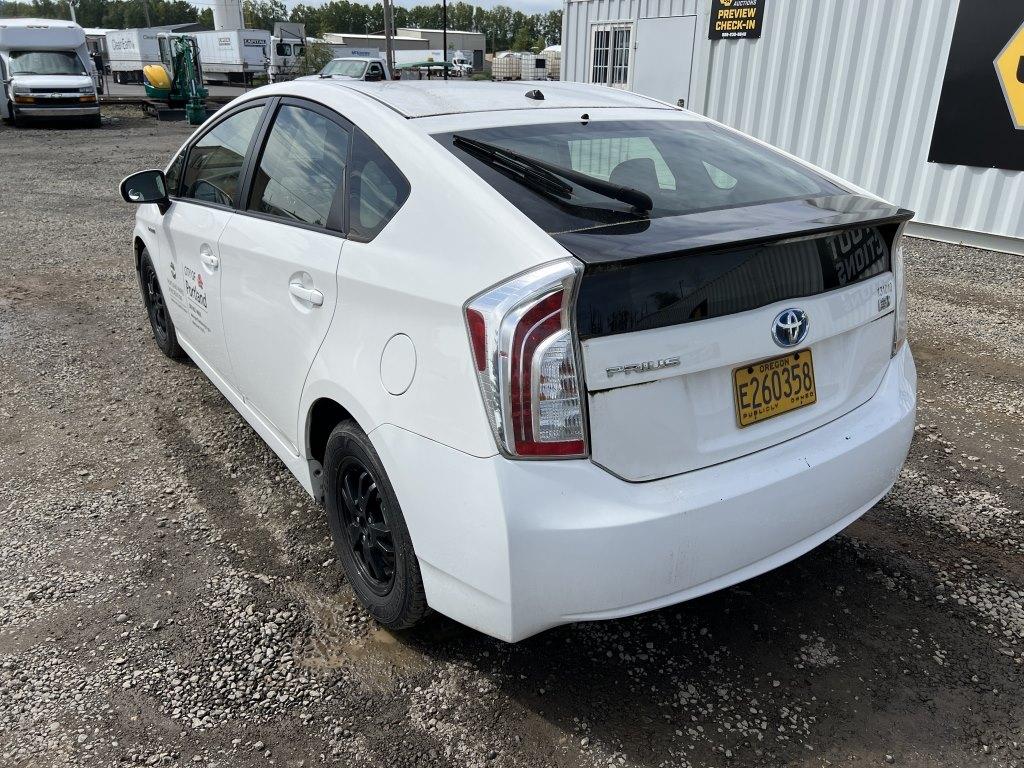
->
[631,16,697,106]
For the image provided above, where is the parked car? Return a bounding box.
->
[120,81,916,642]
[0,17,101,127]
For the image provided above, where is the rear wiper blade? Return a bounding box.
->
[453,134,574,201]
[452,134,654,213]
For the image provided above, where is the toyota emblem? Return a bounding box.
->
[771,308,809,348]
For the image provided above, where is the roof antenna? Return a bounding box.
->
[525,89,545,101]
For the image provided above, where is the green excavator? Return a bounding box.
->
[142,34,208,125]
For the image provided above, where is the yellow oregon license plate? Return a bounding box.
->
[733,349,817,428]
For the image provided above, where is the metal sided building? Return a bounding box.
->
[561,0,1024,254]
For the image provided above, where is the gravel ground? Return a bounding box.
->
[1,108,1022,768]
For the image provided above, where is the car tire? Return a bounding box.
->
[324,420,429,631]
[4,103,17,126]
[138,250,185,360]
[87,113,102,128]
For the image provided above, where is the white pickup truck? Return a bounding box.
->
[0,18,101,127]
[306,56,391,82]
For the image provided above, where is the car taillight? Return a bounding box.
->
[891,224,908,356]
[465,260,587,459]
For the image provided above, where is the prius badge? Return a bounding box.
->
[606,357,681,377]
[772,308,809,348]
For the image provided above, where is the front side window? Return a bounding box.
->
[438,119,842,234]
[165,150,185,197]
[275,43,291,56]
[9,50,86,76]
[248,104,350,228]
[348,130,410,242]
[181,106,263,207]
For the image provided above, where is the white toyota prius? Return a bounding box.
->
[121,81,916,642]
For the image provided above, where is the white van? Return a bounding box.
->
[0,18,100,126]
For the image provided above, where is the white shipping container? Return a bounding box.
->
[193,29,270,75]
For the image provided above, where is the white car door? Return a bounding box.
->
[160,100,269,380]
[218,98,349,453]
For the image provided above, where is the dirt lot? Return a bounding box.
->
[1,108,1022,768]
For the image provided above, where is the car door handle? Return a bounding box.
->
[200,251,219,271]
[289,282,324,307]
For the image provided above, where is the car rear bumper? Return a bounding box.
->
[370,344,916,642]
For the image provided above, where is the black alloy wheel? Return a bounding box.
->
[323,420,428,630]
[338,457,396,595]
[138,250,184,360]
[142,259,170,345]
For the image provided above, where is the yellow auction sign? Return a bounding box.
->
[929,0,1024,171]
[994,20,1024,130]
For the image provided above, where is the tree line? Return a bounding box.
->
[0,0,562,52]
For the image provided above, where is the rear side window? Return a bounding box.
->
[248,104,350,229]
[437,120,841,234]
[347,130,410,242]
[181,106,263,207]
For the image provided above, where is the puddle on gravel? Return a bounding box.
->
[288,584,429,675]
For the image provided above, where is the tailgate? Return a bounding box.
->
[555,194,914,482]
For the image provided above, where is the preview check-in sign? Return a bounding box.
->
[708,0,766,40]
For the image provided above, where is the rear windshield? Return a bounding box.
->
[435,120,843,233]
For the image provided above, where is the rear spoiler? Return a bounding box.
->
[553,194,914,267]
[561,195,915,340]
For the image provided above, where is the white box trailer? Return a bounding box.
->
[393,48,444,66]
[328,45,381,59]
[105,28,162,82]
[0,17,101,125]
[192,29,270,83]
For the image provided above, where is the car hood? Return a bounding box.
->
[10,73,93,90]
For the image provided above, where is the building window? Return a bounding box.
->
[589,23,632,89]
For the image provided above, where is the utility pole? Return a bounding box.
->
[142,0,152,27]
[67,0,77,23]
[380,0,395,78]
[442,0,447,80]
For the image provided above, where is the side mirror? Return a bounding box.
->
[120,169,169,213]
